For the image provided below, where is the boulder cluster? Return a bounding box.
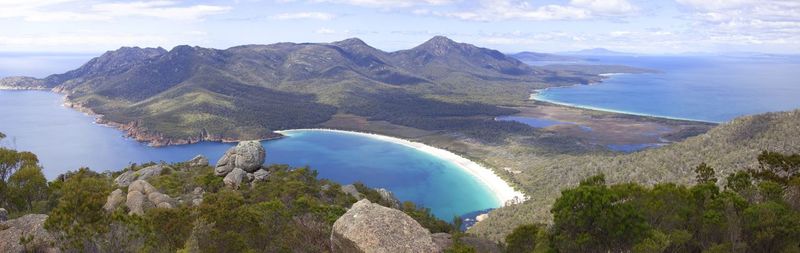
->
[214,140,270,189]
[104,179,176,215]
[114,164,164,187]
[107,155,211,215]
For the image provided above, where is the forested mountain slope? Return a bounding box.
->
[0,37,600,145]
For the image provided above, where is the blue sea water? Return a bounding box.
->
[535,55,800,123]
[0,53,95,78]
[0,90,498,218]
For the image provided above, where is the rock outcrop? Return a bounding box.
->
[215,141,266,175]
[253,169,270,181]
[103,189,126,212]
[341,184,364,200]
[376,188,402,209]
[188,155,209,167]
[331,199,438,253]
[223,168,248,190]
[103,179,174,215]
[0,208,7,222]
[215,141,268,188]
[0,214,59,253]
[113,164,164,187]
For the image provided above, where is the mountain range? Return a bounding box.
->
[0,36,605,145]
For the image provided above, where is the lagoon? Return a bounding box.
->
[0,90,502,218]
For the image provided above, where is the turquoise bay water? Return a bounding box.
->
[535,56,800,123]
[0,90,498,218]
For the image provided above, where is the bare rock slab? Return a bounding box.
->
[331,199,438,253]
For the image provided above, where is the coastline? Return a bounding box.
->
[276,128,528,207]
[58,94,282,146]
[531,74,721,124]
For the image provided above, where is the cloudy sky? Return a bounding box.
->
[1,0,798,54]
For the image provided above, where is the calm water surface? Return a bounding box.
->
[534,55,800,122]
[0,90,498,218]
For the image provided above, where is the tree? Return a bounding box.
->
[7,165,48,212]
[550,175,650,253]
[0,148,38,182]
[695,163,717,184]
[0,148,40,209]
[742,201,800,252]
[505,224,541,253]
[750,151,800,184]
[45,168,113,251]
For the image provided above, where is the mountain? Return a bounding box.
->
[561,48,636,56]
[470,108,800,241]
[1,36,597,145]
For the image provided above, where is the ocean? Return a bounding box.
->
[532,55,800,123]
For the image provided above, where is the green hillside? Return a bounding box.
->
[470,109,800,241]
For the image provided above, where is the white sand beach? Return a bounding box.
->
[275,129,527,207]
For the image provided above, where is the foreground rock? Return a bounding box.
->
[0,214,58,253]
[331,199,438,253]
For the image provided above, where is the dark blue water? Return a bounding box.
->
[495,116,569,128]
[535,55,800,123]
[0,90,498,218]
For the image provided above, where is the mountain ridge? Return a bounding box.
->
[1,36,600,146]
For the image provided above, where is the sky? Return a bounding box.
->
[1,0,799,54]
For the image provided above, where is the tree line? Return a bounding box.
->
[504,151,800,253]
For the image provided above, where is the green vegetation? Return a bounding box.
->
[8,36,607,144]
[0,140,463,252]
[501,152,800,253]
[0,139,50,217]
[469,109,800,241]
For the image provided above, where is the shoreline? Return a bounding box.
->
[531,74,721,124]
[56,93,282,146]
[276,128,527,208]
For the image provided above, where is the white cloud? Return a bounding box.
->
[675,0,800,49]
[315,28,337,34]
[272,12,336,20]
[570,0,635,14]
[310,0,453,8]
[420,0,636,22]
[0,0,231,22]
[91,1,232,21]
[675,0,758,11]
